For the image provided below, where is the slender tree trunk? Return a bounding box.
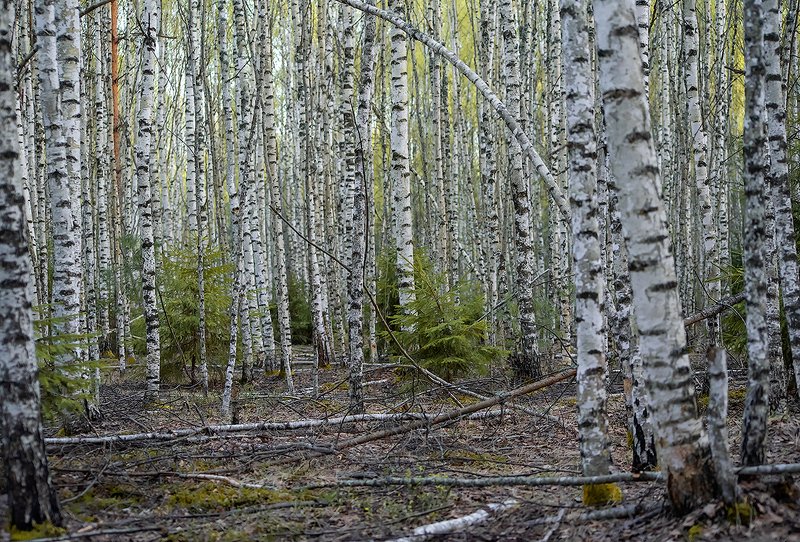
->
[389,0,416,321]
[741,0,771,467]
[348,0,377,414]
[137,0,161,402]
[560,0,614,494]
[764,0,800,404]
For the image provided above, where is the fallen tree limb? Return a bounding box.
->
[310,462,800,490]
[268,369,578,467]
[683,292,745,327]
[44,411,505,446]
[305,470,663,490]
[387,499,518,542]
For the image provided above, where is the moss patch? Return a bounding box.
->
[726,501,754,525]
[10,522,66,541]
[165,482,315,512]
[687,523,704,541]
[582,483,623,507]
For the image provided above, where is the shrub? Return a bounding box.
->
[385,252,506,381]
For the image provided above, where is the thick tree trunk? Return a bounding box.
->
[593,0,717,514]
[0,6,63,525]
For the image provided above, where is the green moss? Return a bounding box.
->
[442,450,508,466]
[64,484,145,515]
[10,522,66,541]
[165,483,313,512]
[626,429,634,450]
[687,523,704,541]
[726,501,754,525]
[582,483,623,507]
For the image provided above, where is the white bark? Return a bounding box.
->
[741,0,771,467]
[1,6,63,523]
[561,0,612,479]
[136,0,161,401]
[593,0,715,513]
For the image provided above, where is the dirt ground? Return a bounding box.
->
[5,347,800,541]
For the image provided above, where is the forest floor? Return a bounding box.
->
[5,346,800,541]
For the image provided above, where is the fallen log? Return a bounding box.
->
[309,462,800,490]
[44,410,505,447]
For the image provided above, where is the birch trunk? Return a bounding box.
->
[36,0,82,359]
[348,0,377,414]
[1,5,63,524]
[741,0,771,467]
[137,0,161,401]
[389,0,416,319]
[684,0,719,345]
[593,0,716,514]
[500,0,539,377]
[764,0,800,404]
[560,0,613,485]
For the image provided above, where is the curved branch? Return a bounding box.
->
[331,0,570,220]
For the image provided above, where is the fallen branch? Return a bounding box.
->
[269,369,578,467]
[736,463,800,476]
[311,462,800,490]
[44,411,504,446]
[387,499,518,542]
[18,527,163,542]
[683,292,745,327]
[578,502,662,521]
[305,470,663,490]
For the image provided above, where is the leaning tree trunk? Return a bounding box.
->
[0,4,63,526]
[741,0,771,467]
[592,0,717,514]
[560,0,615,503]
[136,0,161,402]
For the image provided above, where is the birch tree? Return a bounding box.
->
[741,0,771,467]
[389,0,416,319]
[1,4,63,525]
[593,0,716,513]
[136,0,162,401]
[560,0,615,499]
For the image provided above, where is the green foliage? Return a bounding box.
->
[287,274,312,345]
[158,242,233,383]
[384,252,506,380]
[33,309,104,421]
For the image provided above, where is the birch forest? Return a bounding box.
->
[4,0,800,539]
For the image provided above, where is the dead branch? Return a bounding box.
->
[305,470,663,490]
[44,411,506,447]
[311,462,800,490]
[683,292,745,327]
[387,499,518,542]
[268,369,578,467]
